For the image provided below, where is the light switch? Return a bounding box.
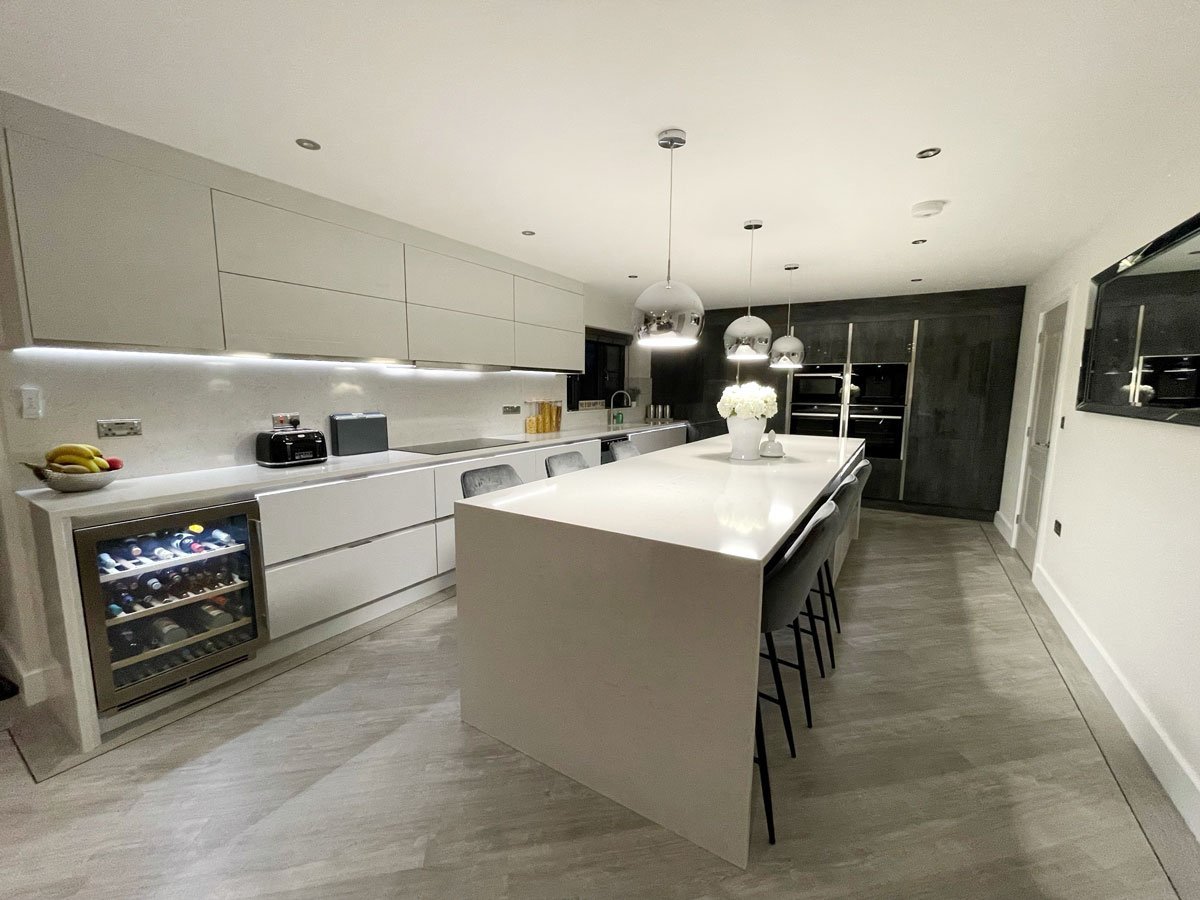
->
[20,385,43,419]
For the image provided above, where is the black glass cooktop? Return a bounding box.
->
[392,437,528,455]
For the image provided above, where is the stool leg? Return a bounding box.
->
[823,559,842,634]
[754,700,776,845]
[764,633,795,758]
[790,618,813,728]
[804,595,826,678]
[817,567,837,671]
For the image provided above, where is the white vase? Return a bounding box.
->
[726,416,767,461]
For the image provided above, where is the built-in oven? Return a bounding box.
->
[791,364,847,405]
[790,403,843,438]
[847,405,905,459]
[849,363,908,407]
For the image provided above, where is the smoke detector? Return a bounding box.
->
[911,200,948,218]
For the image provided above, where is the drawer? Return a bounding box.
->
[433,449,542,518]
[265,524,437,638]
[435,517,456,574]
[407,304,515,367]
[258,467,435,565]
[514,278,584,332]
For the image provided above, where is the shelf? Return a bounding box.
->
[105,580,249,626]
[112,617,252,670]
[97,543,246,584]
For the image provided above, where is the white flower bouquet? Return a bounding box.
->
[716,382,778,420]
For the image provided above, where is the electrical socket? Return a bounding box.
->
[272,412,300,429]
[502,405,522,415]
[1054,520,1062,536]
[97,418,142,437]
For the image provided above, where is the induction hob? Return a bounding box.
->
[392,437,528,455]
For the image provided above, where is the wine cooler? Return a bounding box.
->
[74,500,269,712]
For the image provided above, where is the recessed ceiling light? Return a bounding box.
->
[628,274,639,279]
[911,278,924,282]
[912,239,927,245]
[521,230,536,236]
[916,147,941,159]
[912,200,948,218]
[295,138,321,151]
[784,264,799,271]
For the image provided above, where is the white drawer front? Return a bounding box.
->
[265,524,437,638]
[221,273,409,360]
[515,323,584,372]
[407,304,515,367]
[213,191,406,300]
[258,468,435,565]
[435,517,456,574]
[434,449,543,518]
[405,246,514,319]
[514,278,584,332]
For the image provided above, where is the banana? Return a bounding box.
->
[45,443,101,462]
[81,444,103,457]
[46,462,67,473]
[58,464,91,474]
[50,454,101,472]
[92,457,110,471]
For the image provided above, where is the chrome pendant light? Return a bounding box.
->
[769,263,805,369]
[634,129,704,348]
[724,220,772,362]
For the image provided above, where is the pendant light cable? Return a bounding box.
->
[746,225,755,316]
[666,146,674,285]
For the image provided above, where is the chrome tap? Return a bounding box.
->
[608,390,633,428]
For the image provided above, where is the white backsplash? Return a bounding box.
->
[0,348,651,487]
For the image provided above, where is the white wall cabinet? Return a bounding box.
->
[515,278,584,332]
[265,523,437,638]
[515,322,584,372]
[405,246,514,319]
[630,424,687,454]
[407,304,515,367]
[212,191,406,301]
[257,467,435,566]
[6,130,224,349]
[220,273,410,360]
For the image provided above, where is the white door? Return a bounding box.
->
[1016,302,1067,566]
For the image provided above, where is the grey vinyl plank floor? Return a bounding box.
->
[0,510,1191,898]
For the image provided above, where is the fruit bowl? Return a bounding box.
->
[40,469,119,493]
[24,442,124,493]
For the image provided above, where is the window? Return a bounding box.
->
[569,328,630,409]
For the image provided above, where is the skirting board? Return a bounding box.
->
[1033,564,1200,841]
[992,509,1016,546]
[0,629,53,706]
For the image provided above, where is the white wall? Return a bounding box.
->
[998,143,1200,839]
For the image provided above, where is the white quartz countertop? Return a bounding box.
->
[457,434,865,562]
[19,421,687,521]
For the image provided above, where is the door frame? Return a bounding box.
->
[1011,288,1074,569]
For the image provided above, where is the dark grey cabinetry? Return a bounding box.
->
[904,312,1022,515]
[851,319,914,363]
[798,321,850,363]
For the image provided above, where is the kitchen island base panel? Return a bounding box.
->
[457,505,764,868]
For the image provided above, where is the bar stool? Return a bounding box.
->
[460,463,523,498]
[609,440,640,461]
[545,450,589,477]
[754,500,841,843]
[820,459,872,635]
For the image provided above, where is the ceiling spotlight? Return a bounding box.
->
[628,274,639,279]
[521,230,536,236]
[911,278,924,282]
[295,138,321,151]
[916,147,941,159]
[912,239,927,245]
[911,200,948,218]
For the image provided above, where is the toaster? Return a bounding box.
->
[255,427,328,468]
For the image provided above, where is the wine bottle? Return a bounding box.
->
[169,532,203,554]
[209,529,235,546]
[135,572,165,594]
[146,617,188,647]
[97,552,119,570]
[106,603,123,619]
[120,537,146,559]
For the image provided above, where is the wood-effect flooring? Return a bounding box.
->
[0,510,1193,898]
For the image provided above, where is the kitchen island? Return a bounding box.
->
[455,433,866,867]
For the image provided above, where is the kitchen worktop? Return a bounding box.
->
[458,433,865,561]
[19,421,686,521]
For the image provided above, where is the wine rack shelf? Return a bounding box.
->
[111,617,252,670]
[97,543,246,584]
[105,580,249,626]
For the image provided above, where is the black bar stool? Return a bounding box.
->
[820,459,873,635]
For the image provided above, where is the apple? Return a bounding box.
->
[104,457,124,471]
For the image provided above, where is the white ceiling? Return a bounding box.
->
[2,1,1199,308]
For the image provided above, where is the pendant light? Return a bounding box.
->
[724,220,772,362]
[769,264,805,369]
[634,129,704,348]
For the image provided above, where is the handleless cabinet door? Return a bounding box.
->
[212,191,406,300]
[515,323,584,372]
[405,246,514,319]
[514,278,584,332]
[797,321,850,363]
[850,319,914,363]
[407,304,514,367]
[221,273,409,360]
[6,131,224,349]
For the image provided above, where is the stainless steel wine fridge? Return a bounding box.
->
[74,500,269,712]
